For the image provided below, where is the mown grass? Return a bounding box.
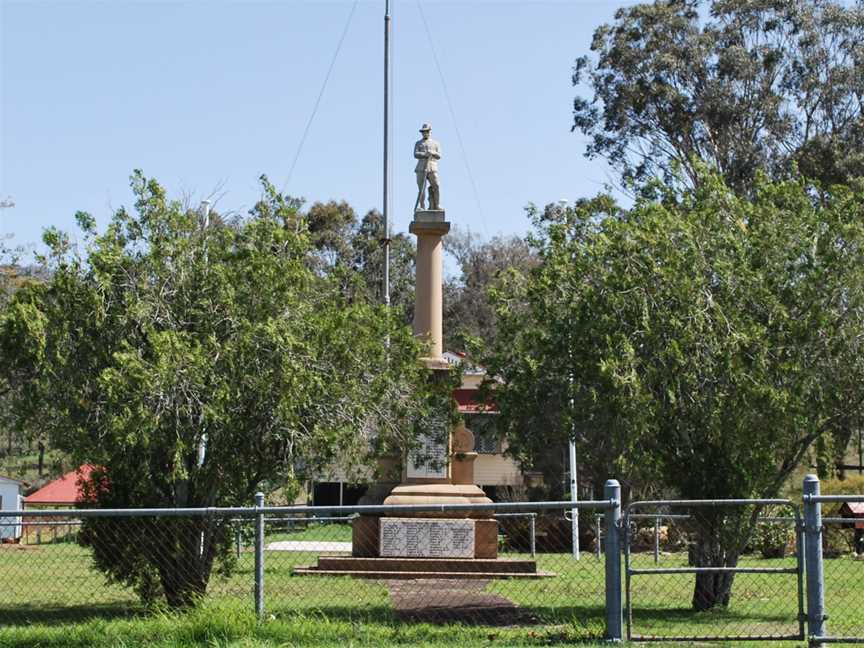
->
[265,521,353,544]
[1,532,862,647]
[0,602,615,648]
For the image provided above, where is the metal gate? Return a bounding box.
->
[624,499,805,642]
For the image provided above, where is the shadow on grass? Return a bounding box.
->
[633,604,797,624]
[0,602,145,627]
[512,604,604,623]
[270,604,607,642]
[630,604,801,639]
[267,605,607,644]
[267,604,395,624]
[502,605,605,641]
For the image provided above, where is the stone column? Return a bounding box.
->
[410,210,449,368]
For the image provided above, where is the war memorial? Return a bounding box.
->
[296,125,543,580]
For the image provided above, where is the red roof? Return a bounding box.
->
[24,465,97,506]
[453,388,497,414]
[840,502,864,529]
[841,502,864,516]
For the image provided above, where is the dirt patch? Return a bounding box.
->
[0,543,39,551]
[383,578,538,626]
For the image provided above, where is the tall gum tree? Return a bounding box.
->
[573,0,864,193]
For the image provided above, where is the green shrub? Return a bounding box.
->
[754,506,795,559]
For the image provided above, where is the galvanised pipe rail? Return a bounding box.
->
[804,494,864,503]
[628,513,691,520]
[492,512,537,517]
[814,638,864,644]
[632,633,803,643]
[14,521,81,527]
[259,516,357,522]
[629,566,798,575]
[633,516,794,522]
[0,499,616,519]
[629,498,792,507]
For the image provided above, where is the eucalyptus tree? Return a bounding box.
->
[573,0,864,192]
[0,240,41,460]
[301,201,415,320]
[443,227,538,353]
[0,172,428,606]
[351,209,416,318]
[485,173,864,609]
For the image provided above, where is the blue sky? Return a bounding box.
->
[1,0,634,258]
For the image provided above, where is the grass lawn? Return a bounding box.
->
[0,603,617,648]
[0,535,862,647]
[264,521,354,544]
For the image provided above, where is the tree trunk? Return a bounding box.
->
[37,440,45,478]
[690,536,739,611]
[154,518,219,608]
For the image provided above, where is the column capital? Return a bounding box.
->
[410,220,450,237]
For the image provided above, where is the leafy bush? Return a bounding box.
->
[754,507,795,559]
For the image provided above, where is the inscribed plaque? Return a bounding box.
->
[379,518,475,558]
[406,432,448,479]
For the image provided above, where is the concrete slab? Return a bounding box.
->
[266,540,352,552]
[385,578,540,625]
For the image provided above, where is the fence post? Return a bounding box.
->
[803,474,826,645]
[604,479,623,642]
[254,491,265,620]
[530,513,536,558]
[653,516,660,564]
[595,513,602,559]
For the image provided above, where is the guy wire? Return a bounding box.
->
[283,0,360,194]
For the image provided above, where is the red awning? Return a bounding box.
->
[453,388,497,414]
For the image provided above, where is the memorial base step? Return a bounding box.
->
[318,556,537,573]
[291,567,553,579]
[293,556,551,579]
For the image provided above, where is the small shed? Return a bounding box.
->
[840,502,864,528]
[23,464,97,508]
[840,502,864,554]
[0,475,24,541]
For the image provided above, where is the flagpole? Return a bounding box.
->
[382,0,391,307]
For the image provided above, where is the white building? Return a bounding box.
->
[0,475,23,541]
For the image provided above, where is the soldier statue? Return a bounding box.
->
[414,123,441,211]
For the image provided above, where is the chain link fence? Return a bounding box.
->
[624,500,804,642]
[0,478,862,646]
[260,507,606,630]
[0,500,611,637]
[804,488,864,644]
